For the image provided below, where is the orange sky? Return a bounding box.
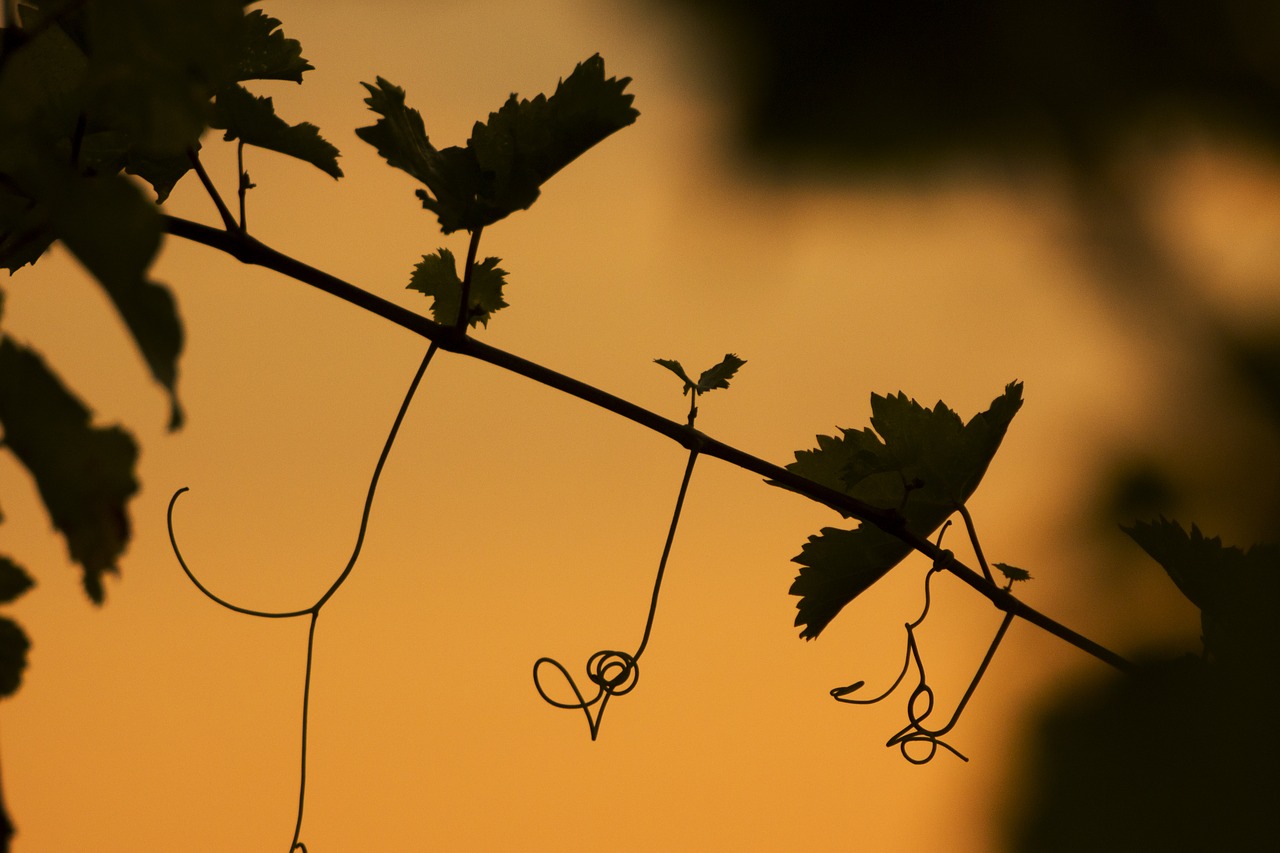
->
[4,1,1277,850]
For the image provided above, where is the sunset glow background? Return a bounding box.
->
[4,1,1278,850]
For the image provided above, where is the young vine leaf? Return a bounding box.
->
[357,54,637,234]
[1122,517,1280,669]
[0,337,139,604]
[655,353,746,395]
[211,84,342,178]
[781,382,1023,639]
[409,248,509,327]
[995,562,1032,584]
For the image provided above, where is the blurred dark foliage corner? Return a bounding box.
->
[657,0,1280,564]
[651,1,1280,848]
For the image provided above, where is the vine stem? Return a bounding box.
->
[186,152,239,233]
[160,215,1135,675]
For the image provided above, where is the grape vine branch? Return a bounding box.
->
[160,213,1132,675]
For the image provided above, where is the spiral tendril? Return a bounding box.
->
[534,393,702,740]
[831,511,1014,763]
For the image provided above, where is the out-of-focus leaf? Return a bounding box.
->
[780,382,1023,638]
[0,337,138,603]
[1122,518,1280,670]
[0,558,33,605]
[211,83,341,178]
[407,247,509,327]
[53,173,184,429]
[83,0,245,155]
[0,617,29,698]
[235,9,312,83]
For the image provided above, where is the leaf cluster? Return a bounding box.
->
[0,2,339,617]
[655,354,746,396]
[408,248,509,328]
[357,54,638,234]
[780,382,1023,638]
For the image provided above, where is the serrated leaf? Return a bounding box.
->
[0,337,139,603]
[407,248,509,327]
[0,557,33,605]
[211,83,341,178]
[53,174,184,429]
[695,353,746,394]
[995,562,1032,583]
[0,616,29,699]
[790,526,913,640]
[359,55,636,234]
[466,54,639,222]
[355,77,483,234]
[780,382,1023,638]
[236,9,312,83]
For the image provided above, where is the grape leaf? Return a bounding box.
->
[0,336,139,604]
[655,353,746,395]
[995,562,1032,583]
[782,382,1023,638]
[53,174,184,429]
[235,9,312,83]
[407,248,509,327]
[211,83,342,178]
[358,54,636,234]
[466,54,639,220]
[0,557,33,605]
[1122,517,1280,669]
[0,616,29,699]
[355,78,484,234]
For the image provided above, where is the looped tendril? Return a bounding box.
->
[532,649,640,740]
[830,512,1015,763]
[165,341,441,852]
[534,423,700,740]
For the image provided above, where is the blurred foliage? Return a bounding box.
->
[656,1,1280,847]
[662,0,1280,170]
[661,0,1280,543]
[1009,521,1279,851]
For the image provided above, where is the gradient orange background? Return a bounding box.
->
[4,1,1276,850]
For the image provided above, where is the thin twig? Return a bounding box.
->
[186,151,239,233]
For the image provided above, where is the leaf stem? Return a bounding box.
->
[160,215,1136,674]
[237,140,248,232]
[956,505,995,586]
[186,151,239,233]
[456,227,483,333]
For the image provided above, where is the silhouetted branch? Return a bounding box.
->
[160,214,1135,675]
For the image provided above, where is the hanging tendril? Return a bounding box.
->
[533,395,702,739]
[829,513,1016,763]
[166,340,441,851]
